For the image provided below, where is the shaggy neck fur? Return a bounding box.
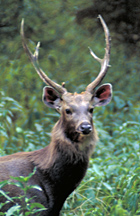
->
[30,117,98,170]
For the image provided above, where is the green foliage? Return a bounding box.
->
[0,0,140,215]
[0,168,46,215]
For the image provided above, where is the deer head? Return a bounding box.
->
[21,15,112,138]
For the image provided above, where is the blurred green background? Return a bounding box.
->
[0,0,140,215]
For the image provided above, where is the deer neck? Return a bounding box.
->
[30,118,98,171]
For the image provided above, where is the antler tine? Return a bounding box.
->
[86,15,111,93]
[21,19,66,95]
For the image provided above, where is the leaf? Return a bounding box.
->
[92,164,103,176]
[16,127,23,133]
[30,185,42,191]
[0,180,10,189]
[0,189,13,202]
[6,116,12,125]
[114,96,126,109]
[102,182,112,191]
[30,202,46,210]
[5,205,20,216]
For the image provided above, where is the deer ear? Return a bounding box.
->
[43,86,62,110]
[93,84,112,107]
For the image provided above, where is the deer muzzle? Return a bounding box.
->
[77,122,92,135]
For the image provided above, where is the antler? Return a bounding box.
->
[86,15,111,94]
[21,19,66,95]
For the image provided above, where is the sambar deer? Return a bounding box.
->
[0,15,112,215]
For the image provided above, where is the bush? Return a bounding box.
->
[0,168,46,215]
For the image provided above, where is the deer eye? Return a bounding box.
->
[89,108,93,114]
[65,109,72,115]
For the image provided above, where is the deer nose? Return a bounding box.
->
[78,122,92,135]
